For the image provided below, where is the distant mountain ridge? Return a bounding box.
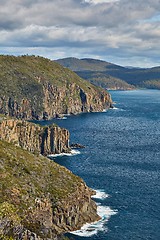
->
[56,57,160,90]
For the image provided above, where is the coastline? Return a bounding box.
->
[69,189,118,238]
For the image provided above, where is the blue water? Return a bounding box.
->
[39,90,160,240]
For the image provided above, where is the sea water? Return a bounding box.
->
[39,90,160,240]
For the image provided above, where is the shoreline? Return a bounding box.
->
[69,189,118,238]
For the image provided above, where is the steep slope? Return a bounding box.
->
[56,57,160,90]
[56,58,135,90]
[0,55,112,120]
[0,139,99,239]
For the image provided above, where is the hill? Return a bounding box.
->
[0,55,112,120]
[0,138,99,239]
[56,58,160,90]
[56,58,135,90]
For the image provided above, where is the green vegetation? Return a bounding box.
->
[56,57,160,90]
[0,139,81,204]
[0,139,83,238]
[76,71,134,90]
[56,57,114,71]
[0,55,110,119]
[0,55,99,95]
[56,58,134,90]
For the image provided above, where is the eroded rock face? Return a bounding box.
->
[0,82,112,120]
[52,185,100,234]
[0,55,112,120]
[0,138,100,240]
[23,185,100,239]
[0,119,70,155]
[0,185,99,240]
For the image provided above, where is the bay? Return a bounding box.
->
[38,90,160,240]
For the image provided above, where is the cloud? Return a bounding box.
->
[84,0,119,4]
[0,0,160,67]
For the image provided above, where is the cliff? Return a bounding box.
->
[0,118,70,155]
[0,140,100,239]
[0,55,112,120]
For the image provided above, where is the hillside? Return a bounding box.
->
[0,55,112,120]
[56,58,160,90]
[0,138,99,239]
[56,58,135,90]
[76,70,134,90]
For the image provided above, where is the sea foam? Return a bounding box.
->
[57,116,67,120]
[70,189,118,237]
[92,189,109,200]
[48,149,81,158]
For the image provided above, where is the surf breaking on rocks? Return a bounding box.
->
[70,189,118,237]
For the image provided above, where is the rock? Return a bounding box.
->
[0,139,100,239]
[0,55,113,120]
[0,119,70,155]
[55,113,64,119]
[70,143,85,149]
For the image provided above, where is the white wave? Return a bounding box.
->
[111,106,126,111]
[92,189,109,200]
[71,205,118,237]
[102,109,107,112]
[57,117,67,120]
[48,149,81,158]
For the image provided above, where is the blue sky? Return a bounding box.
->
[0,0,160,67]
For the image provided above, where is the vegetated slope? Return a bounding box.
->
[0,55,112,120]
[56,57,160,90]
[56,58,135,90]
[104,66,160,89]
[77,70,134,90]
[56,57,114,71]
[0,139,99,239]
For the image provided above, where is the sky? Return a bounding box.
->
[0,0,160,67]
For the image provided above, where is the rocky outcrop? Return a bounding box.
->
[52,185,99,234]
[70,143,85,148]
[0,139,100,240]
[23,184,99,239]
[0,119,70,155]
[0,82,112,120]
[0,55,113,120]
[41,82,112,119]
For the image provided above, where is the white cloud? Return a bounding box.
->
[84,0,119,4]
[0,0,160,67]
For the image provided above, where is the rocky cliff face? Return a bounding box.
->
[0,119,70,155]
[0,80,112,120]
[0,140,100,240]
[0,55,112,120]
[42,81,112,119]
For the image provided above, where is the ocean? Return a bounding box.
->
[38,90,160,240]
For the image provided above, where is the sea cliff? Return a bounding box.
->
[0,55,112,120]
[0,119,70,155]
[0,55,110,239]
[0,140,100,240]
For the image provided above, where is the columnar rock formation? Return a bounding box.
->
[0,119,70,155]
[0,139,100,239]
